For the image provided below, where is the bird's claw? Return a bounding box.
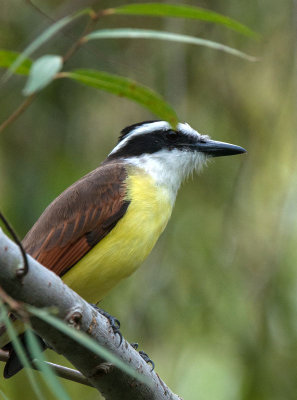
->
[90,304,123,345]
[99,310,123,345]
[130,343,155,371]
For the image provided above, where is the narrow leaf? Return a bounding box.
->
[0,389,10,400]
[24,327,71,400]
[27,306,150,385]
[85,28,257,61]
[23,55,63,96]
[2,8,93,82]
[62,69,178,126]
[0,304,45,400]
[0,50,32,75]
[105,3,258,38]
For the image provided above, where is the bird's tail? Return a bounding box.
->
[0,313,46,378]
[3,333,47,378]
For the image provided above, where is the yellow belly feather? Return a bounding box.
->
[0,168,173,348]
[63,168,173,304]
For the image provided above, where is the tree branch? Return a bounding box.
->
[0,349,93,387]
[0,229,182,400]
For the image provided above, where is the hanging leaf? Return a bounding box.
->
[0,389,10,400]
[2,8,93,82]
[85,28,257,61]
[104,3,258,38]
[23,55,63,96]
[62,69,178,126]
[25,327,71,400]
[0,50,32,75]
[0,304,45,400]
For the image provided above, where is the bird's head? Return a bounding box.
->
[108,120,246,196]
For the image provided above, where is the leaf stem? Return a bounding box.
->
[62,15,99,64]
[0,94,35,134]
[0,13,96,133]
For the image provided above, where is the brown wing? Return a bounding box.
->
[22,161,129,277]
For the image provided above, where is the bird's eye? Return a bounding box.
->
[166,130,178,141]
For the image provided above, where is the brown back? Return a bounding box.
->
[22,161,129,277]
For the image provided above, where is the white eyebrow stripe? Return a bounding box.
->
[178,122,210,141]
[109,121,171,155]
[177,122,200,137]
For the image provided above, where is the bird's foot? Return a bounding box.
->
[130,342,155,371]
[90,304,122,345]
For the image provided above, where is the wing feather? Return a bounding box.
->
[22,161,129,277]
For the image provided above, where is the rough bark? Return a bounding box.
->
[0,229,182,400]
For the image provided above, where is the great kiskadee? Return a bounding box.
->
[1,120,246,376]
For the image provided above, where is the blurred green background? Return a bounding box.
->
[1,0,297,399]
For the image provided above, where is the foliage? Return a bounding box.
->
[2,1,294,400]
[0,2,255,130]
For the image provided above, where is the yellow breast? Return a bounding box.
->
[62,167,173,303]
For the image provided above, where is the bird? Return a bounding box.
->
[1,120,246,377]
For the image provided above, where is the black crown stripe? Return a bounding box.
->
[118,120,161,143]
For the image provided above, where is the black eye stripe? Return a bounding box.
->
[165,130,178,140]
[108,128,199,160]
[167,129,177,134]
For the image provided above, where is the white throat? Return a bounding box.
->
[125,149,207,204]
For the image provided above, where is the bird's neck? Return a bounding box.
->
[124,153,184,205]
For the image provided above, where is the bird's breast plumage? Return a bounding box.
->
[62,165,174,303]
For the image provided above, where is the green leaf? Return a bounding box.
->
[1,8,93,82]
[104,3,258,38]
[0,50,32,75]
[24,326,71,400]
[85,28,257,62]
[27,306,150,385]
[0,303,45,400]
[62,69,178,126]
[23,55,63,96]
[0,389,10,400]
